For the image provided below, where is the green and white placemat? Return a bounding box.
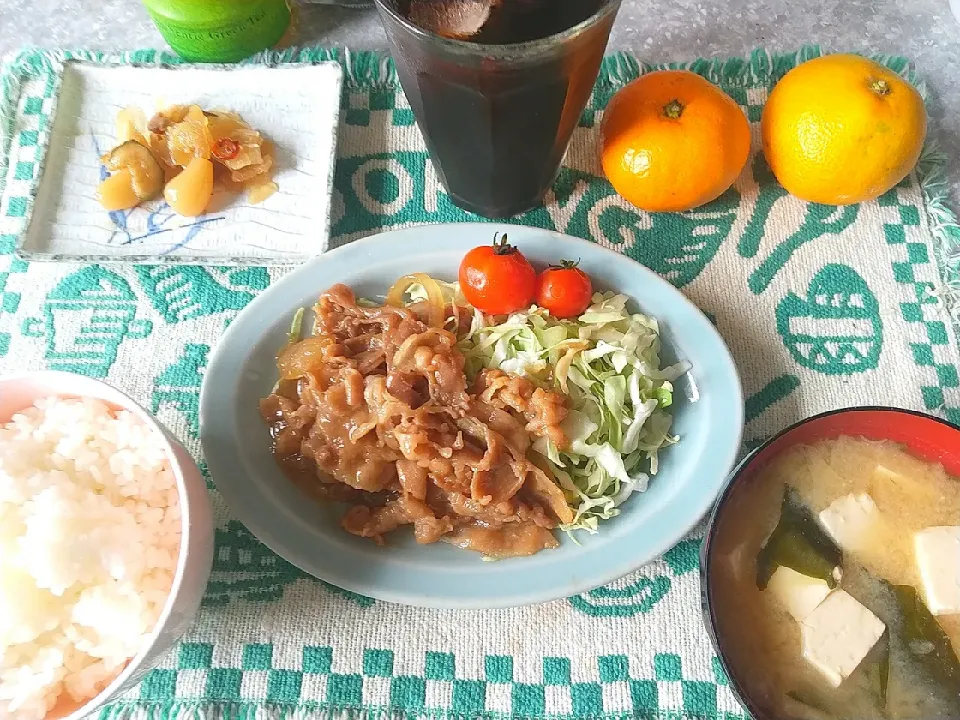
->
[1,45,959,719]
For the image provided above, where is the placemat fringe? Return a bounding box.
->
[97,703,750,720]
[918,139,960,329]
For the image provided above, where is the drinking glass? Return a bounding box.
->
[374,0,622,218]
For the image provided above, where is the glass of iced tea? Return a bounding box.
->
[374,0,621,218]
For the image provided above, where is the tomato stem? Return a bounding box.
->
[492,232,517,255]
[550,259,581,270]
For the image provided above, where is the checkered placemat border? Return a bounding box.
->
[112,643,743,719]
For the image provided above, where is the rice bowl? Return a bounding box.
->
[0,372,213,720]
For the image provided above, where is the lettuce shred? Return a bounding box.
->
[288,307,305,344]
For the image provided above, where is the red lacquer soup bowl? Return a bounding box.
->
[699,407,960,720]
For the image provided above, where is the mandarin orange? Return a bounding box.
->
[761,54,926,205]
[600,70,751,212]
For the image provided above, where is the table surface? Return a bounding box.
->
[2,0,959,211]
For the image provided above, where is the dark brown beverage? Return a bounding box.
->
[375,0,620,218]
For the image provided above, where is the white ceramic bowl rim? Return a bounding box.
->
[0,371,198,720]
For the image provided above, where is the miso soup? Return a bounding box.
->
[711,436,960,720]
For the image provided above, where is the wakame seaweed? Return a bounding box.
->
[862,630,891,708]
[756,486,843,590]
[892,584,960,692]
[843,570,960,718]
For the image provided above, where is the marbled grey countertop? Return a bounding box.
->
[2,0,959,210]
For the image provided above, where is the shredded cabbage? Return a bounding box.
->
[288,307,305,344]
[458,291,688,533]
[403,278,462,305]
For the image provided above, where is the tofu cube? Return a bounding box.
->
[873,464,904,483]
[873,463,938,504]
[915,526,960,615]
[800,590,885,688]
[766,566,832,621]
[818,493,880,552]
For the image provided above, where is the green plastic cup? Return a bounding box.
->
[142,0,292,63]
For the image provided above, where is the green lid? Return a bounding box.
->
[142,0,291,63]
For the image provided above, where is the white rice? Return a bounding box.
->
[0,397,181,719]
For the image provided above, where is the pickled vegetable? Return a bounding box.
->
[231,155,273,183]
[116,107,148,146]
[212,138,240,161]
[151,105,275,199]
[163,157,214,217]
[166,105,213,166]
[147,129,176,169]
[101,141,164,200]
[97,104,278,217]
[756,487,842,590]
[205,111,246,140]
[247,180,279,205]
[96,169,140,211]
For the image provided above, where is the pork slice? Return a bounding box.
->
[522,460,575,525]
[397,459,428,501]
[341,501,409,544]
[386,370,428,408]
[442,522,559,558]
[468,400,530,457]
[471,461,526,506]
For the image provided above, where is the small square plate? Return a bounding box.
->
[15,60,342,265]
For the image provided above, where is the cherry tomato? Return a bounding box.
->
[536,260,593,319]
[459,234,537,315]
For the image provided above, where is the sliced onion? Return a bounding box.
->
[555,340,589,394]
[277,336,331,380]
[385,273,446,328]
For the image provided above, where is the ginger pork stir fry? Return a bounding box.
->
[260,285,575,558]
[259,238,685,557]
